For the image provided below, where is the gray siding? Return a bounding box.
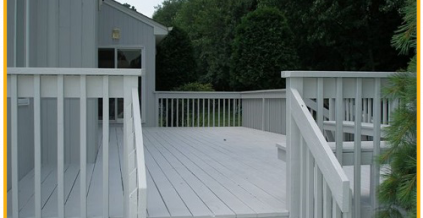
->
[6,0,15,66]
[28,0,97,68]
[7,0,99,189]
[99,4,156,126]
[7,100,35,191]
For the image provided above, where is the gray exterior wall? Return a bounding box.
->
[6,0,14,67]
[242,98,286,134]
[7,0,99,189]
[98,3,156,126]
[29,0,99,165]
[7,100,34,191]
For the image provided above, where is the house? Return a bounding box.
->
[7,0,167,217]
[7,0,394,218]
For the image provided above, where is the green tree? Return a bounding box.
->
[377,0,416,217]
[174,0,258,90]
[230,7,299,90]
[153,0,186,26]
[156,27,197,91]
[258,0,409,71]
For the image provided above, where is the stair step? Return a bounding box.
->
[276,141,388,166]
[323,121,389,137]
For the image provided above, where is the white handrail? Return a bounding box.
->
[290,88,351,212]
[155,91,241,99]
[8,67,142,76]
[282,71,395,78]
[131,88,147,218]
[284,72,394,217]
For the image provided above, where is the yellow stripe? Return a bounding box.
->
[417,0,423,217]
[3,0,8,217]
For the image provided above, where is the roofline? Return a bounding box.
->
[103,0,170,35]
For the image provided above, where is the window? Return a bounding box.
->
[98,48,142,122]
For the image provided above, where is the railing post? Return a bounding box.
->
[102,76,110,218]
[261,98,265,130]
[80,75,87,218]
[34,75,42,218]
[11,75,19,218]
[123,76,132,218]
[370,78,382,213]
[155,93,159,127]
[57,75,65,218]
[335,78,344,163]
[286,77,303,218]
[353,78,363,217]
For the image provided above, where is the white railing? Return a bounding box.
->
[7,68,146,218]
[154,90,287,133]
[241,90,286,133]
[155,92,242,127]
[283,71,395,218]
[289,88,351,217]
[128,89,147,218]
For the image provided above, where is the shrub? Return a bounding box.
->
[172,82,214,91]
[156,26,197,91]
[230,7,299,90]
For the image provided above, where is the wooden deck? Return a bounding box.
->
[143,127,288,218]
[8,125,289,218]
[8,124,382,218]
[7,124,125,218]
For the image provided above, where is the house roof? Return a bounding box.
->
[103,0,170,42]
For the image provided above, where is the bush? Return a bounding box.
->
[230,7,299,90]
[172,82,214,91]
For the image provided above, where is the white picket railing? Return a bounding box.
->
[7,68,146,218]
[283,71,395,218]
[155,90,286,133]
[289,88,351,217]
[155,92,242,127]
[241,90,286,133]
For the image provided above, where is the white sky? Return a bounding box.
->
[116,0,164,18]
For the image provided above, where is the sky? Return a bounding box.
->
[116,0,164,18]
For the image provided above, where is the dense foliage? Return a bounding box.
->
[154,0,258,90]
[153,0,411,91]
[173,82,215,91]
[377,0,416,216]
[230,7,298,90]
[153,0,186,26]
[156,27,197,91]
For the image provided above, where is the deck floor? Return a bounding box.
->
[9,125,379,218]
[143,127,288,218]
[8,124,125,218]
[8,126,289,218]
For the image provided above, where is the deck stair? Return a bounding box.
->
[276,140,388,166]
[323,121,389,137]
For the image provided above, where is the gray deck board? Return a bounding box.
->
[146,170,171,218]
[158,128,287,203]
[146,153,193,217]
[145,134,236,218]
[9,126,290,218]
[172,128,285,187]
[143,127,288,217]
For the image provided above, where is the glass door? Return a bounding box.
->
[98,48,142,122]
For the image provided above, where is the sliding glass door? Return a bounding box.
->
[98,48,142,122]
